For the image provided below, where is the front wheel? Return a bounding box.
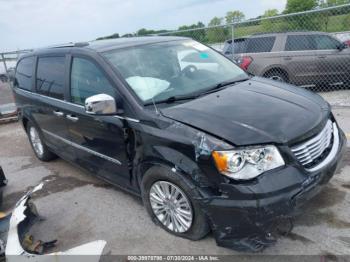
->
[141,166,210,240]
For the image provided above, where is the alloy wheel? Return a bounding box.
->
[29,127,44,157]
[149,181,193,233]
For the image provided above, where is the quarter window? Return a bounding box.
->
[70,58,115,105]
[15,57,35,90]
[36,56,65,100]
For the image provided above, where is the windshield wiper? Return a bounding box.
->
[144,94,199,106]
[144,77,250,106]
[201,77,250,96]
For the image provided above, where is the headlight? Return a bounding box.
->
[212,145,284,180]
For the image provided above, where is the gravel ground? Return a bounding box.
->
[0,81,349,258]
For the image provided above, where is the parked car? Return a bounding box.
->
[13,37,346,252]
[223,31,350,88]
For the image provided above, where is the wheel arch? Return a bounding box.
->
[135,145,212,192]
[262,65,290,81]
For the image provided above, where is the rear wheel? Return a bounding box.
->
[142,166,210,240]
[265,69,288,83]
[27,122,56,161]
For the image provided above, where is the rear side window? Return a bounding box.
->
[15,57,34,90]
[245,37,275,53]
[70,58,115,105]
[36,57,65,100]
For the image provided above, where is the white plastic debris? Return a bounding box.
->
[5,182,107,261]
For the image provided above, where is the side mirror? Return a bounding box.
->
[337,42,347,51]
[85,94,117,115]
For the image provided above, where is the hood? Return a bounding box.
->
[161,77,330,146]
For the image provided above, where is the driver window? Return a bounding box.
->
[313,35,340,50]
[70,57,115,105]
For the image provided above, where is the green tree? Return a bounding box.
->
[284,0,318,13]
[176,22,206,42]
[282,0,320,31]
[263,9,279,17]
[136,28,169,36]
[207,17,227,43]
[225,10,245,24]
[343,13,350,30]
[319,0,350,7]
[261,9,281,32]
[316,0,350,31]
[96,33,120,40]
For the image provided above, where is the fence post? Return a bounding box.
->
[1,53,9,82]
[231,23,234,60]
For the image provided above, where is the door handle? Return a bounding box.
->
[283,57,292,61]
[53,110,64,117]
[318,56,327,59]
[66,114,79,122]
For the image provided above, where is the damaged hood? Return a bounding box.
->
[161,77,330,146]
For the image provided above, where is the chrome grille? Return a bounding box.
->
[291,120,333,167]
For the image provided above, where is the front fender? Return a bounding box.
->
[137,146,212,188]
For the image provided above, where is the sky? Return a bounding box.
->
[0,0,286,52]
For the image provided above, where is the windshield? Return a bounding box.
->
[103,40,248,104]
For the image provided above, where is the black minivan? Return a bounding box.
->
[13,37,346,252]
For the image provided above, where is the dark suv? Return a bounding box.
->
[223,31,350,88]
[13,37,346,252]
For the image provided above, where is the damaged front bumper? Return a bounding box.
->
[3,183,106,261]
[201,128,347,252]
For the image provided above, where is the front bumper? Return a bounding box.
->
[200,127,347,252]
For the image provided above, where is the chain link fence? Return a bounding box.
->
[156,4,350,93]
[0,50,31,122]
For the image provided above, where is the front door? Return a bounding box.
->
[282,34,319,86]
[64,56,131,187]
[312,34,350,85]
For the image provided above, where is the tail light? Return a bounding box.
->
[237,56,253,71]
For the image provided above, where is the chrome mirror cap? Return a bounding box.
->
[85,94,117,115]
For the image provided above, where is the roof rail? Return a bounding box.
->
[74,42,89,47]
[46,42,89,49]
[251,30,319,36]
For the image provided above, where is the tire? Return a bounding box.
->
[26,122,56,161]
[265,69,288,83]
[141,166,210,241]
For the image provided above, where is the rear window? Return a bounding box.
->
[15,57,34,90]
[245,37,275,53]
[36,56,65,100]
[223,39,247,54]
